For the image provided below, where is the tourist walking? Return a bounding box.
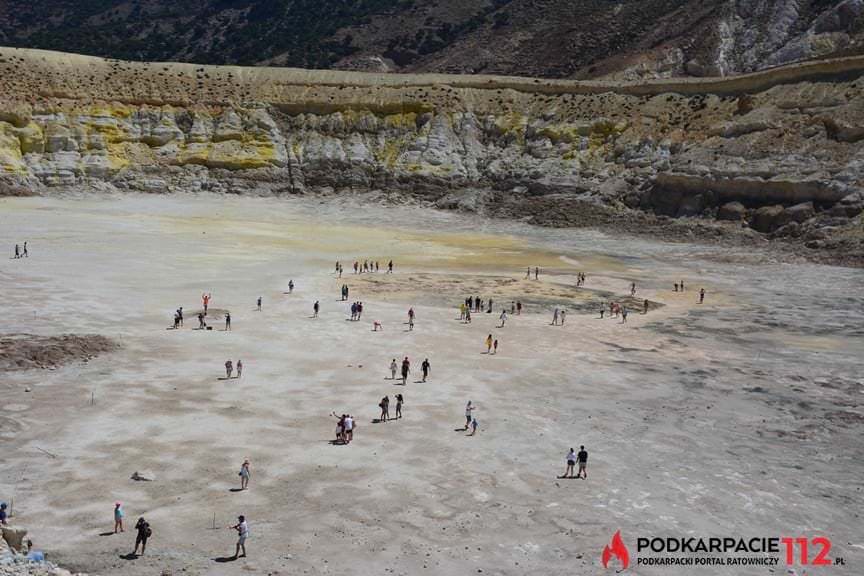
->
[202,293,211,315]
[239,459,251,490]
[225,311,231,331]
[499,309,507,327]
[699,288,705,304]
[390,358,398,380]
[114,502,125,533]
[379,396,390,422]
[401,357,410,385]
[421,358,430,382]
[464,401,475,429]
[395,394,403,419]
[485,334,493,354]
[257,297,262,311]
[313,300,319,318]
[225,360,233,379]
[236,359,243,378]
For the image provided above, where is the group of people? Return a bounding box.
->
[525,266,541,280]
[551,308,567,326]
[345,259,394,275]
[12,242,28,259]
[172,307,185,329]
[562,446,589,479]
[377,394,404,422]
[349,301,364,321]
[131,259,694,564]
[390,356,412,384]
[484,334,500,354]
[224,359,243,379]
[462,296,499,315]
[332,412,356,444]
[464,401,479,435]
[112,503,151,557]
[598,301,628,323]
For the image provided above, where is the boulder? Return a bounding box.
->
[830,191,864,217]
[718,201,746,221]
[777,201,815,226]
[750,205,785,233]
[677,193,704,217]
[1,525,28,552]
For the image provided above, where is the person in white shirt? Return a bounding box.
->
[499,309,507,328]
[464,401,475,430]
[230,515,248,558]
[344,415,354,443]
[563,448,577,478]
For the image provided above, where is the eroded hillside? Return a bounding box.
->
[1,47,863,264]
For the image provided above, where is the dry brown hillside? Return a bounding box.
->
[0,0,862,79]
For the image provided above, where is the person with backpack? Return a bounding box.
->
[133,517,151,556]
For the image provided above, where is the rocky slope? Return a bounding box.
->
[0,1,862,79]
[1,47,863,264]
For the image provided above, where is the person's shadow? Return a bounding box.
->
[229,488,244,493]
[98,531,115,537]
[119,553,138,561]
[214,555,239,563]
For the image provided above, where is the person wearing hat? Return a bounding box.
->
[113,502,125,533]
[239,459,251,490]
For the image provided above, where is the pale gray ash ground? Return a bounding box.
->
[1,193,862,575]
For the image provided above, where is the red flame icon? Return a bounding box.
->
[602,530,630,570]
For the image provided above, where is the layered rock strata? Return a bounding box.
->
[1,47,862,262]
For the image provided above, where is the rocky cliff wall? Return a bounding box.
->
[1,47,863,261]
